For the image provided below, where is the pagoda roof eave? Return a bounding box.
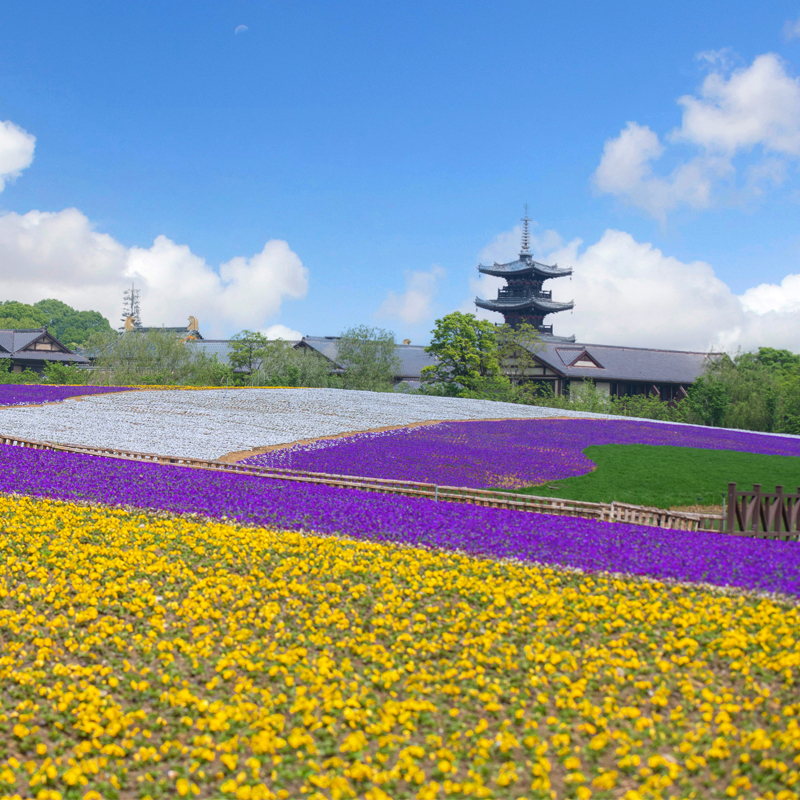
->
[475,296,574,313]
[477,258,572,279]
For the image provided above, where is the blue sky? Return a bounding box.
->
[2,0,800,350]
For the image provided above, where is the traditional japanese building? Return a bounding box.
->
[475,210,575,342]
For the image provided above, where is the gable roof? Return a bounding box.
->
[531,340,715,384]
[0,328,89,364]
[299,337,437,380]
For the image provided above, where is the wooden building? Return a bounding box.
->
[0,327,89,374]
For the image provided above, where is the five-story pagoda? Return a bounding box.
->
[475,209,575,342]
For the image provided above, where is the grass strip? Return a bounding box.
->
[512,444,800,509]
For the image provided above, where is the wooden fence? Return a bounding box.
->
[725,482,800,541]
[0,432,724,532]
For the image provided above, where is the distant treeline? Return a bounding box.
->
[0,299,114,346]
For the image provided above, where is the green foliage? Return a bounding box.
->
[0,300,47,330]
[0,299,113,346]
[0,360,41,384]
[86,329,223,386]
[512,444,800,510]
[34,299,114,346]
[228,330,271,375]
[337,325,401,392]
[226,332,333,387]
[422,312,502,393]
[42,361,90,385]
[495,322,544,385]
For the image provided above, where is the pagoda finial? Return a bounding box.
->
[520,204,531,255]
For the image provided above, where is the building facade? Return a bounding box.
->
[0,328,89,373]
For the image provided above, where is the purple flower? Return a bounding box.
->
[1,442,798,598]
[0,385,134,407]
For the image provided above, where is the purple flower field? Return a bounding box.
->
[241,418,800,488]
[1,442,799,597]
[0,384,134,407]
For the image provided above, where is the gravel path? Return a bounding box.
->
[0,388,610,460]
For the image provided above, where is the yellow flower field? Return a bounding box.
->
[0,494,799,800]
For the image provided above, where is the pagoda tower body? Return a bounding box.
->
[475,210,575,342]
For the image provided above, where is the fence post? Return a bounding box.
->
[726,482,736,534]
[775,485,784,535]
[753,484,762,534]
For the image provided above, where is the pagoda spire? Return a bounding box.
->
[520,203,531,255]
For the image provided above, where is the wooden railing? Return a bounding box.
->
[0,432,723,532]
[726,482,800,541]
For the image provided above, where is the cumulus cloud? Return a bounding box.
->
[783,12,800,41]
[0,207,308,338]
[467,224,800,353]
[0,119,36,193]
[376,265,445,324]
[594,53,800,219]
[262,323,303,340]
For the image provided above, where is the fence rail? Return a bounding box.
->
[1,432,725,532]
[726,482,800,541]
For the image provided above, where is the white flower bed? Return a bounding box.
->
[0,388,608,460]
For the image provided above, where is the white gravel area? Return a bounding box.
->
[0,388,615,460]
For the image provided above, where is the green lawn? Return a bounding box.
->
[510,444,800,509]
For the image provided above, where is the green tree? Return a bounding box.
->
[228,330,270,376]
[0,299,114,346]
[422,312,501,393]
[34,299,114,346]
[496,322,544,386]
[0,300,48,330]
[336,325,401,391]
[255,340,332,387]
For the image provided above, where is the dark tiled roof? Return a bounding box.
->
[300,337,437,380]
[187,340,234,365]
[532,341,713,384]
[0,328,88,364]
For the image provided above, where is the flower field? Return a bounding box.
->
[240,419,800,490]
[0,386,134,408]
[0,493,799,800]
[1,443,799,597]
[0,388,602,461]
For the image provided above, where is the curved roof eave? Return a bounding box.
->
[477,259,573,278]
[475,296,575,313]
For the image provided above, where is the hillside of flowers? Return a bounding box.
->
[0,384,134,407]
[1,443,799,597]
[0,388,604,460]
[241,418,800,489]
[0,493,798,800]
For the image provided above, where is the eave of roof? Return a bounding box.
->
[475,296,574,313]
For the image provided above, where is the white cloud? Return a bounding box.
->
[376,265,445,324]
[467,225,800,352]
[234,24,248,34]
[261,323,302,340]
[783,13,800,41]
[0,120,36,193]
[594,53,800,218]
[0,207,308,338]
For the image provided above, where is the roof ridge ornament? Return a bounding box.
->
[520,203,531,255]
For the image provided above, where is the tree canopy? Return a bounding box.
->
[0,299,114,346]
[422,312,501,393]
[337,325,401,391]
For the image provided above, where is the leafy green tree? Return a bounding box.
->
[422,312,501,393]
[496,322,544,386]
[34,299,114,346]
[0,300,48,330]
[337,325,401,391]
[228,330,270,376]
[42,361,90,385]
[255,340,332,387]
[0,299,113,346]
